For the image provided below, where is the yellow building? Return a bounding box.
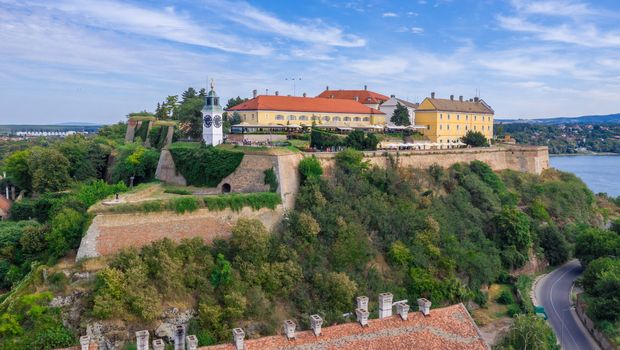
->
[227,95,386,128]
[415,93,494,144]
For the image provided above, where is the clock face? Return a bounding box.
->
[213,115,222,128]
[204,115,212,128]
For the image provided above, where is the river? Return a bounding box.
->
[550,155,620,197]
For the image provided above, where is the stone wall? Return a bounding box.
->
[155,149,187,186]
[77,206,284,260]
[216,154,275,194]
[575,294,616,350]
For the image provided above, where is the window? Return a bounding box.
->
[465,125,468,130]
[323,116,330,121]
[333,116,341,122]
[440,124,443,130]
[299,115,308,121]
[474,125,477,130]
[275,115,284,121]
[448,114,451,120]
[344,116,351,121]
[440,114,443,120]
[474,115,477,121]
[311,116,318,121]
[353,117,361,121]
[447,125,450,130]
[457,125,460,130]
[363,117,370,122]
[457,115,460,120]
[427,125,431,130]
[466,115,469,120]
[288,115,296,121]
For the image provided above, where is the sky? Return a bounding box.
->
[1,0,620,124]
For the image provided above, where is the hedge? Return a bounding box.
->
[98,192,281,214]
[169,143,244,187]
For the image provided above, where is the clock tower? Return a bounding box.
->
[202,80,224,146]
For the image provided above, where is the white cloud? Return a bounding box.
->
[510,0,597,17]
[397,26,424,34]
[382,12,398,17]
[207,0,366,48]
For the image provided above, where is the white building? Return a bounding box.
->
[379,96,419,126]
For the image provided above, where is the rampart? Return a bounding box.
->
[78,145,548,259]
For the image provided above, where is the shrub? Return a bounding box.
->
[298,156,323,182]
[497,290,515,305]
[461,130,489,147]
[164,188,192,195]
[263,168,278,192]
[507,304,521,317]
[203,193,281,212]
[169,197,200,214]
[310,129,343,150]
[111,143,160,185]
[169,143,243,187]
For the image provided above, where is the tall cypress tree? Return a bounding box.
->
[390,102,411,126]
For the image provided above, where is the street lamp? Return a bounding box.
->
[285,77,301,96]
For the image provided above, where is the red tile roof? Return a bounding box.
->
[200,303,489,350]
[0,195,11,213]
[317,89,390,105]
[227,95,384,115]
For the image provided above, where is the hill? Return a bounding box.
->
[497,113,620,125]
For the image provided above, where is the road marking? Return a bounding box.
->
[548,262,580,349]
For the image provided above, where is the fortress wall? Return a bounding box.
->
[216,154,275,194]
[76,206,284,259]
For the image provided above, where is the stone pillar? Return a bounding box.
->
[152,339,165,350]
[186,335,198,350]
[174,325,185,350]
[79,335,90,350]
[136,330,149,350]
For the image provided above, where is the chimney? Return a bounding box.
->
[396,302,410,320]
[153,339,165,350]
[354,96,359,102]
[390,94,395,98]
[174,325,185,350]
[356,296,369,311]
[186,335,198,350]
[284,319,296,340]
[326,85,329,91]
[355,308,369,327]
[275,91,279,96]
[136,330,149,350]
[79,335,90,350]
[266,88,269,95]
[417,298,432,316]
[459,95,463,102]
[310,314,323,336]
[233,328,245,350]
[253,89,257,98]
[469,98,474,102]
[378,293,393,319]
[430,92,435,99]
[474,97,480,102]
[450,95,454,101]
[303,92,307,97]
[364,85,367,90]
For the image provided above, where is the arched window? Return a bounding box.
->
[333,116,341,122]
[440,124,443,130]
[344,116,351,122]
[457,125,460,130]
[353,117,361,122]
[311,116,318,121]
[474,115,477,121]
[440,114,443,120]
[322,116,330,121]
[288,115,296,121]
[447,124,450,130]
[474,125,477,130]
[299,115,308,121]
[362,117,370,122]
[466,115,469,120]
[275,115,285,121]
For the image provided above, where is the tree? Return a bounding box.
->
[28,147,71,193]
[226,97,248,110]
[176,97,204,139]
[46,208,86,257]
[344,130,379,150]
[462,130,489,147]
[390,102,411,126]
[537,224,569,266]
[4,150,32,192]
[298,156,323,182]
[182,87,197,102]
[575,228,620,266]
[230,219,270,264]
[497,314,559,350]
[335,148,368,174]
[493,206,532,252]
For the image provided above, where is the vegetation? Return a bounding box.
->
[111,142,160,185]
[168,143,243,187]
[496,314,559,350]
[462,130,489,147]
[298,156,323,183]
[310,129,379,151]
[496,123,620,154]
[263,168,278,192]
[390,102,411,126]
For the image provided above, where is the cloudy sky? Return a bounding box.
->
[1,0,619,124]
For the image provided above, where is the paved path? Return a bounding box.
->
[535,259,601,350]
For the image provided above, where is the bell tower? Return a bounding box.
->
[202,79,224,146]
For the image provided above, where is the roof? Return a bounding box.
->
[227,95,384,115]
[382,97,419,109]
[200,303,489,350]
[316,89,390,105]
[417,98,494,114]
[0,195,11,213]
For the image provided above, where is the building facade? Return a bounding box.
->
[415,93,494,143]
[379,96,419,126]
[316,86,389,110]
[227,95,386,128]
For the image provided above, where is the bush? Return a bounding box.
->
[298,156,323,182]
[164,188,192,195]
[169,143,243,187]
[263,168,278,192]
[204,193,281,212]
[111,143,160,185]
[461,130,489,147]
[497,290,515,305]
[310,129,344,151]
[169,197,200,213]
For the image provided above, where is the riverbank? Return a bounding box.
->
[550,155,620,196]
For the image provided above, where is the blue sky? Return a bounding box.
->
[1,0,620,124]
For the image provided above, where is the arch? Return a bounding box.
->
[222,183,231,193]
[353,117,361,122]
[362,117,370,122]
[298,115,308,121]
[275,115,285,121]
[288,115,296,121]
[332,116,341,122]
[322,116,330,121]
[344,116,351,122]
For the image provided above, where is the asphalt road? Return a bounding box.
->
[535,259,601,350]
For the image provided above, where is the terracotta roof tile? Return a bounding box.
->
[200,303,489,350]
[418,98,494,114]
[227,95,384,115]
[316,90,390,104]
[0,195,11,212]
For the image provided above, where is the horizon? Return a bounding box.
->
[1,0,620,124]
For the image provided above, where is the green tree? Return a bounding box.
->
[493,207,532,252]
[46,208,85,257]
[390,102,411,126]
[230,219,270,264]
[28,147,71,193]
[462,130,489,147]
[335,148,368,174]
[182,87,197,102]
[497,314,559,350]
[298,156,323,183]
[4,149,32,191]
[537,224,569,266]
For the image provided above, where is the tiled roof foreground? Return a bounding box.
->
[202,303,489,350]
[227,95,384,115]
[316,89,390,105]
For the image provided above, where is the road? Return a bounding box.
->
[535,259,600,350]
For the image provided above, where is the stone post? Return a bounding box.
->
[136,330,149,350]
[186,335,198,350]
[174,325,185,350]
[152,339,165,350]
[79,335,90,350]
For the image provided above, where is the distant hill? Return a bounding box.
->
[497,113,620,125]
[55,122,102,126]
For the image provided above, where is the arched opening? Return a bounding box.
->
[222,183,231,193]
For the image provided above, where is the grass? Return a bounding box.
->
[515,275,535,313]
[472,284,521,326]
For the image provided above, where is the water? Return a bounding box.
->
[550,155,620,197]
